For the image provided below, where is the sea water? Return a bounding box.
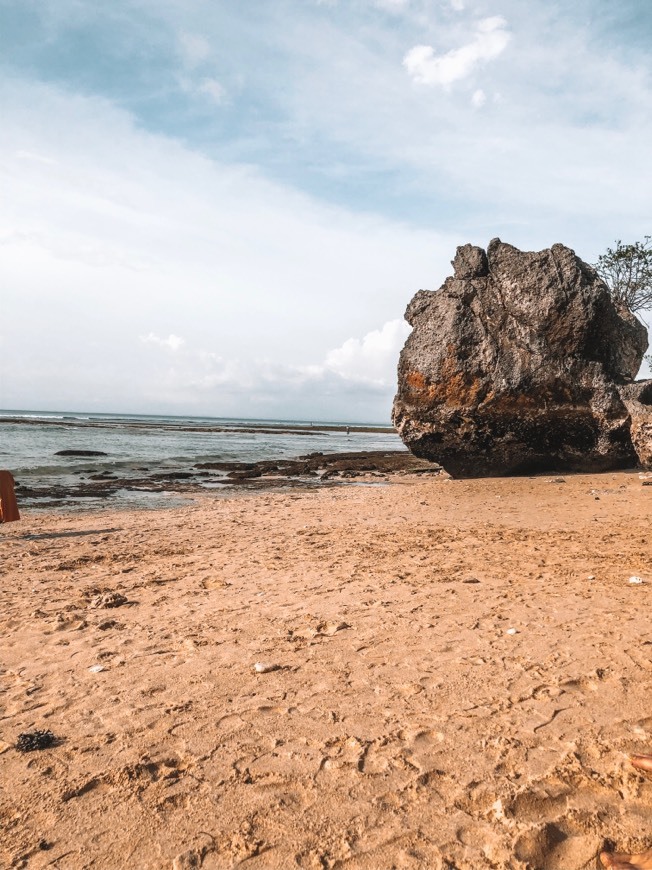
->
[0,409,405,510]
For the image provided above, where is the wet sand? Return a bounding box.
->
[1,470,651,869]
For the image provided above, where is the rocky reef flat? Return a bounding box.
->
[14,449,439,510]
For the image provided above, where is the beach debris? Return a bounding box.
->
[628,576,645,585]
[15,729,57,752]
[88,664,105,673]
[393,239,650,476]
[91,591,128,609]
[588,575,595,581]
[506,628,518,635]
[253,662,281,674]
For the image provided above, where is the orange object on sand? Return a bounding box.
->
[0,471,20,523]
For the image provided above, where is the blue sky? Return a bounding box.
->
[1,0,650,420]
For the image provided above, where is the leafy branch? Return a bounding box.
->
[594,236,652,314]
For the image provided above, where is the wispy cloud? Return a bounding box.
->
[178,32,211,67]
[403,16,511,87]
[140,333,186,352]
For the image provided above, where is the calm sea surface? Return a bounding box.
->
[0,410,405,510]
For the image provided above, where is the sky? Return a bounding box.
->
[1,0,651,422]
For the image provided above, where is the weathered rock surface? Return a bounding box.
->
[393,239,650,477]
[618,380,652,469]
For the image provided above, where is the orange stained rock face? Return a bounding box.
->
[0,470,20,523]
[404,362,484,409]
[404,365,579,414]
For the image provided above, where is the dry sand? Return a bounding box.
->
[1,471,651,869]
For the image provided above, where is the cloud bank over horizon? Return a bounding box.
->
[1,0,651,420]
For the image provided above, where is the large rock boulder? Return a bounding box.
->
[392,239,650,477]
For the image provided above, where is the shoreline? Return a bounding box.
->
[1,471,651,868]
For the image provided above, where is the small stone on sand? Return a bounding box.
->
[253,662,281,673]
[91,591,128,608]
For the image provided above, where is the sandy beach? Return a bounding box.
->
[2,470,651,869]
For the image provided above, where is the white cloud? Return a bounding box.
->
[450,0,465,10]
[403,16,510,87]
[198,77,226,104]
[471,88,486,107]
[140,333,186,352]
[178,32,211,67]
[324,318,410,384]
[126,319,411,417]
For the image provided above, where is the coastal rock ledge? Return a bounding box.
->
[392,239,652,477]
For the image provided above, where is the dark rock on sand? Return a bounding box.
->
[55,450,108,457]
[393,239,650,477]
[16,730,57,752]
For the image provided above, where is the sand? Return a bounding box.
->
[1,471,651,869]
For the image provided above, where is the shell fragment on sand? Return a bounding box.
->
[628,576,645,585]
[253,662,281,674]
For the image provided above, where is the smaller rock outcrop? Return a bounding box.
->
[393,239,651,476]
[618,381,652,469]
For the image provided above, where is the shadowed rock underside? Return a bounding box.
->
[392,239,651,477]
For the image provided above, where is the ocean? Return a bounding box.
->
[0,410,405,511]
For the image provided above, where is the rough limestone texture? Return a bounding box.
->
[618,381,652,469]
[392,239,651,477]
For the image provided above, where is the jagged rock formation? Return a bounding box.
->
[392,239,651,477]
